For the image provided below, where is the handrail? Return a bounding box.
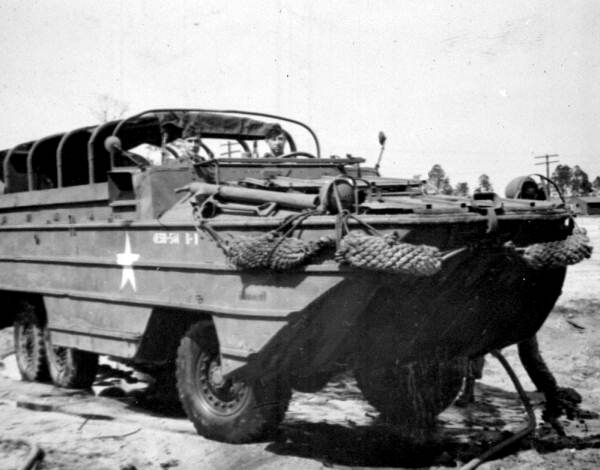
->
[0,182,108,209]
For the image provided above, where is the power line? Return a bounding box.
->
[534,154,559,195]
[219,141,243,158]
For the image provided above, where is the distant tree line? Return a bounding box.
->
[550,164,600,197]
[425,163,600,198]
[426,164,493,197]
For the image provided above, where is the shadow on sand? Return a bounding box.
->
[92,364,600,468]
[266,382,600,468]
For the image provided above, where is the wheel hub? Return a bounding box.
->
[197,355,249,415]
[208,362,225,388]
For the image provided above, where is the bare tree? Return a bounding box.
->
[89,94,129,123]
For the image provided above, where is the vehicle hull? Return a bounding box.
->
[0,211,568,380]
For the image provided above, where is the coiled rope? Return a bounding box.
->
[197,206,447,275]
[198,210,334,270]
[335,232,443,276]
[510,226,593,270]
[196,194,591,274]
[333,214,444,276]
[225,232,333,270]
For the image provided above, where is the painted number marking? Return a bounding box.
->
[153,232,199,246]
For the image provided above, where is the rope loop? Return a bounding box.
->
[334,231,443,277]
[509,225,593,270]
[197,209,449,275]
[196,210,334,270]
[195,205,592,275]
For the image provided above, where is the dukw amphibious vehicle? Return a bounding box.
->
[0,109,590,443]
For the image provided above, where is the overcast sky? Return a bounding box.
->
[1,0,599,191]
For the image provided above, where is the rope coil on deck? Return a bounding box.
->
[197,210,335,270]
[331,212,444,276]
[225,232,333,270]
[334,232,443,276]
[190,178,451,274]
[196,207,446,274]
[198,214,592,273]
[514,226,593,270]
[195,187,591,274]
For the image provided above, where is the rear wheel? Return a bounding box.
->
[44,331,98,388]
[354,356,466,441]
[13,303,49,382]
[176,321,291,443]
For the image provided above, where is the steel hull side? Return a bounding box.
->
[0,214,569,379]
[44,297,150,358]
[0,254,356,367]
[222,274,381,379]
[230,249,567,383]
[353,251,567,369]
[215,275,380,375]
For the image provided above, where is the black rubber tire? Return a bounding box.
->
[13,304,50,382]
[354,356,466,441]
[176,321,291,443]
[44,331,98,388]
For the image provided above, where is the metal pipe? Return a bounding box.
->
[18,439,44,470]
[460,349,537,470]
[179,182,319,210]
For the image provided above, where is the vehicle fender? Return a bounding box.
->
[134,308,214,365]
[0,292,45,329]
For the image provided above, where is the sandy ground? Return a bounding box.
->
[0,216,599,470]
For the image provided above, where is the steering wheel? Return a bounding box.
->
[278,151,316,159]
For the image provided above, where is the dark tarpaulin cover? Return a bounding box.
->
[158,111,279,140]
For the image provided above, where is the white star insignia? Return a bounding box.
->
[116,232,140,291]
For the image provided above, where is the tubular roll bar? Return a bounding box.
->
[56,126,95,187]
[1,109,320,192]
[27,134,62,190]
[3,142,34,192]
[111,108,321,159]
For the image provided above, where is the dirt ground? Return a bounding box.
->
[1,216,599,470]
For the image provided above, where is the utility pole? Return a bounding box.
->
[220,141,241,158]
[534,154,559,197]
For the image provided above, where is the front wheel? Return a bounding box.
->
[44,331,98,388]
[13,303,49,382]
[176,321,291,443]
